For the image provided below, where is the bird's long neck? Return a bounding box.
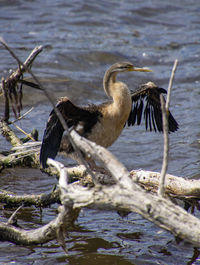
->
[103,70,117,98]
[103,71,132,117]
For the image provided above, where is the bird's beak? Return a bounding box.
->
[130,66,152,72]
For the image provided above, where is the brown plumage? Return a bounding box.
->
[40,62,178,168]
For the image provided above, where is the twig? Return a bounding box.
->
[7,204,23,225]
[158,59,178,197]
[0,38,43,120]
[1,77,9,122]
[13,124,36,142]
[0,39,43,82]
[0,38,98,185]
[47,158,68,190]
[166,59,178,110]
[11,107,34,124]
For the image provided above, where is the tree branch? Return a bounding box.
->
[65,129,200,247]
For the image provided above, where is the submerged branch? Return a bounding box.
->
[0,205,79,246]
[0,188,60,208]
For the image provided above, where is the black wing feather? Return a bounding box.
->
[151,105,157,132]
[128,102,138,126]
[40,97,101,168]
[137,100,143,125]
[127,82,179,133]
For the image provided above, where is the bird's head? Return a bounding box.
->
[110,61,152,73]
[103,61,152,97]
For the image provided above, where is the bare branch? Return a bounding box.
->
[0,38,43,79]
[166,59,178,110]
[0,38,43,119]
[0,120,22,147]
[7,205,23,225]
[11,107,34,124]
[158,59,178,197]
[1,77,9,122]
[158,95,169,197]
[0,187,60,208]
[0,205,79,246]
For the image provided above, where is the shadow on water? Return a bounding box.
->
[0,0,200,264]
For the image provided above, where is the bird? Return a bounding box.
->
[40,61,178,168]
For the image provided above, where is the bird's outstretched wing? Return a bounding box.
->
[127,82,179,132]
[40,97,101,168]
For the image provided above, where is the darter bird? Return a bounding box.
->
[40,62,178,168]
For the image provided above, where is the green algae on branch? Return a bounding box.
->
[0,188,60,208]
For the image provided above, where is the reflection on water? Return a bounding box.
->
[0,0,200,264]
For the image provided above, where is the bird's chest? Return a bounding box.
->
[88,103,131,147]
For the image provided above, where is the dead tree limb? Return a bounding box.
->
[0,205,79,246]
[66,129,200,247]
[0,120,22,147]
[0,39,43,121]
[0,121,39,168]
[0,188,60,208]
[0,162,79,247]
[158,94,169,197]
[130,170,200,198]
[158,59,178,197]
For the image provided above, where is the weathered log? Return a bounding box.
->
[66,130,200,247]
[131,170,200,198]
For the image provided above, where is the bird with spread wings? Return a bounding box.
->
[40,62,178,168]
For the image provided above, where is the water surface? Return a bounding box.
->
[0,0,200,264]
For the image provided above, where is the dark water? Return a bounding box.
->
[0,0,200,264]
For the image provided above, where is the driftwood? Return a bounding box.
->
[59,130,200,247]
